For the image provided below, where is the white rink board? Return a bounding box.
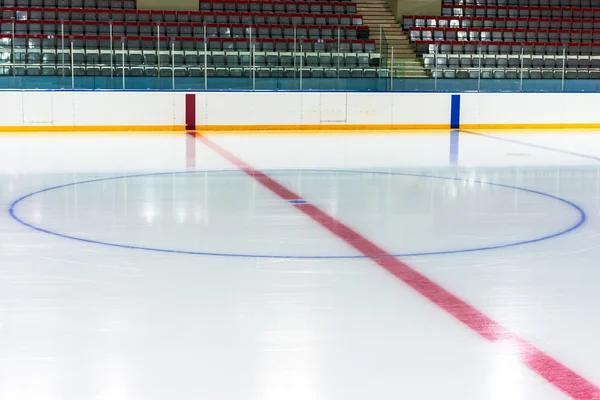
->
[0,91,185,129]
[460,93,600,128]
[0,91,600,130]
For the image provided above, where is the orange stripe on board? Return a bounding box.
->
[5,123,600,134]
[0,125,186,133]
[461,123,600,130]
[198,129,450,135]
[0,124,450,133]
[198,124,450,131]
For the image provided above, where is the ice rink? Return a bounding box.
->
[1,130,600,400]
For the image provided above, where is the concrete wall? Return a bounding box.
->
[388,0,441,21]
[137,0,198,11]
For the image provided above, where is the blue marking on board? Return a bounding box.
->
[450,94,461,129]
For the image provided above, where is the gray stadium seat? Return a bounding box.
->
[444,70,456,78]
[541,70,554,79]
[493,70,506,79]
[530,69,543,79]
[506,70,519,79]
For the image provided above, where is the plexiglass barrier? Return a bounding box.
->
[0,21,393,90]
[3,76,600,92]
[1,20,600,92]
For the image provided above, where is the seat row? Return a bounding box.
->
[0,8,364,26]
[1,21,369,40]
[0,34,377,52]
[442,0,600,6]
[415,40,600,55]
[0,65,385,78]
[199,0,356,14]
[0,0,134,7]
[430,68,600,79]
[409,27,600,43]
[423,53,600,68]
[403,16,600,30]
[0,50,379,68]
[442,5,600,18]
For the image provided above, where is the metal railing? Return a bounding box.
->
[2,21,600,91]
[0,20,390,90]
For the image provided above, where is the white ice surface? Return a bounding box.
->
[1,131,600,400]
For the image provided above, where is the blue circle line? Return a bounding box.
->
[8,169,587,259]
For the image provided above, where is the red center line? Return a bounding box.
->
[195,133,600,400]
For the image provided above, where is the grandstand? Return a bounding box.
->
[404,0,600,78]
[0,0,391,79]
[10,0,597,82]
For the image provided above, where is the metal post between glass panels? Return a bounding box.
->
[61,21,65,81]
[520,48,524,91]
[299,43,303,90]
[561,47,566,92]
[157,23,161,82]
[390,46,394,91]
[293,26,297,80]
[110,21,113,79]
[379,25,383,56]
[434,43,438,91]
[172,42,175,90]
[70,41,74,89]
[122,41,125,89]
[11,19,14,79]
[337,27,341,80]
[252,43,256,91]
[204,24,207,90]
[477,45,482,92]
[248,24,251,89]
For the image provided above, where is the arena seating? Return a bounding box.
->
[404,0,600,78]
[0,0,383,78]
[0,0,135,8]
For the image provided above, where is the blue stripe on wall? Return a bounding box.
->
[450,95,461,129]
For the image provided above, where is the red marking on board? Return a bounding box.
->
[185,94,196,131]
